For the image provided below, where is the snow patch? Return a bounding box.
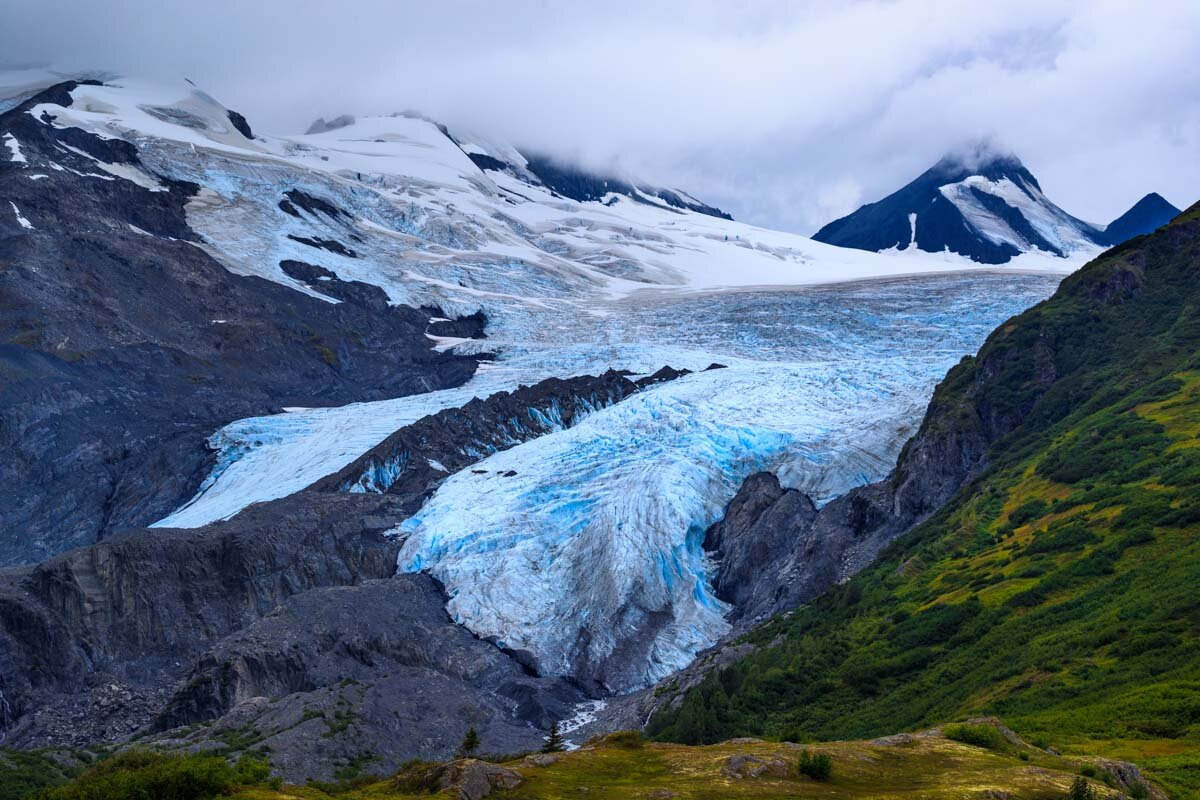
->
[3,133,26,163]
[9,202,33,230]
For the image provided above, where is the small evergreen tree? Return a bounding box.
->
[541,721,566,753]
[1067,777,1097,800]
[796,750,833,781]
[459,727,480,758]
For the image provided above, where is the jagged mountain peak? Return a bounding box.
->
[812,143,1175,265]
[923,146,1047,201]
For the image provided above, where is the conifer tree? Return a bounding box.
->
[542,721,566,753]
[459,726,480,758]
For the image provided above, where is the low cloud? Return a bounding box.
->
[3,0,1197,232]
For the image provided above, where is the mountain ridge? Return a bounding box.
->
[813,148,1181,264]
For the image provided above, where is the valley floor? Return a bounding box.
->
[17,721,1189,800]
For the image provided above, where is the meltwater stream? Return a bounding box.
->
[158,272,1060,690]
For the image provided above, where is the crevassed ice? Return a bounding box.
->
[389,275,1061,690]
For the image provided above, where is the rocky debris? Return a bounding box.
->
[434,760,524,800]
[522,753,562,767]
[144,577,583,781]
[1093,759,1168,800]
[0,491,406,747]
[0,81,481,567]
[721,753,790,779]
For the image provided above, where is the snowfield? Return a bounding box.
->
[13,74,1085,690]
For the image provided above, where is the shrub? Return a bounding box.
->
[1009,499,1050,527]
[796,750,832,781]
[1024,521,1100,556]
[0,750,76,800]
[30,750,258,800]
[391,760,442,794]
[1067,776,1098,800]
[601,730,644,749]
[943,723,1007,751]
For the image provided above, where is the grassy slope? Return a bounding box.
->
[19,730,1134,800]
[647,207,1200,798]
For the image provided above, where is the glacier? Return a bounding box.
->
[33,75,1075,689]
[390,275,1060,689]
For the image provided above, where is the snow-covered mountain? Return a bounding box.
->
[1,73,1075,697]
[812,145,1179,264]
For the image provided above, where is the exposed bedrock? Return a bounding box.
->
[148,577,583,781]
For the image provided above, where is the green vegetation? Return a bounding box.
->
[458,727,480,758]
[542,721,566,754]
[943,724,1008,751]
[796,749,833,780]
[26,750,267,800]
[0,750,78,800]
[27,729,1133,799]
[648,208,1200,798]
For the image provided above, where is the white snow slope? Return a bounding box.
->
[13,74,1088,690]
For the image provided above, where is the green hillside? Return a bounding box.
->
[648,206,1200,797]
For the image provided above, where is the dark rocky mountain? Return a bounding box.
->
[812,146,1178,264]
[1098,191,1181,244]
[0,82,482,567]
[517,154,734,219]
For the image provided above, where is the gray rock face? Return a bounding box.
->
[149,579,581,781]
[702,473,816,618]
[0,81,481,566]
[0,491,407,747]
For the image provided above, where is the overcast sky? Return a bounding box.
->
[3,0,1198,233]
